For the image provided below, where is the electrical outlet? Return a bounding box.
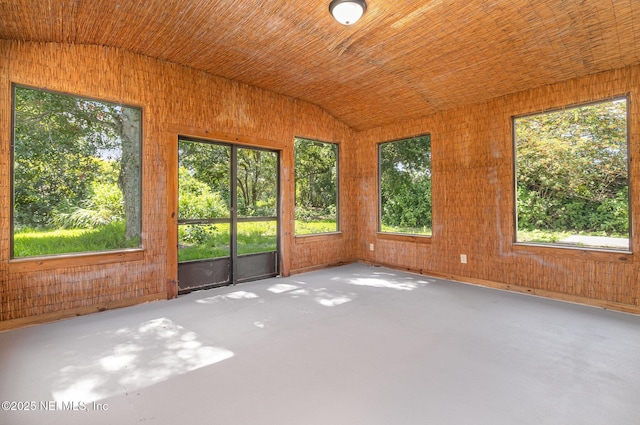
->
[460,254,467,264]
[369,243,374,251]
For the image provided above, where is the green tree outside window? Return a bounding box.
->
[12,86,142,257]
[379,135,432,236]
[514,98,629,250]
[294,137,338,235]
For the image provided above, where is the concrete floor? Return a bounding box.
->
[1,263,640,425]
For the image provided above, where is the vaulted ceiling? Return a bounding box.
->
[2,0,640,130]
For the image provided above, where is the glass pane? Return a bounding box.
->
[178,140,230,220]
[379,135,432,236]
[237,221,277,255]
[515,99,629,250]
[12,86,141,258]
[178,223,230,261]
[237,148,277,218]
[294,137,338,235]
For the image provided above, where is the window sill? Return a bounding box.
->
[512,243,632,262]
[9,249,145,273]
[377,232,432,244]
[295,232,343,244]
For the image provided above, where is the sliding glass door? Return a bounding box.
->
[177,138,279,292]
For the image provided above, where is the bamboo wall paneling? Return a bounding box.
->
[2,0,640,325]
[288,98,358,273]
[0,41,354,326]
[356,64,640,310]
[0,43,10,322]
[280,143,295,277]
[165,131,179,300]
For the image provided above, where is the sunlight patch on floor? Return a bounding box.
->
[268,283,300,293]
[196,291,259,303]
[51,318,233,404]
[315,292,353,307]
[347,277,419,291]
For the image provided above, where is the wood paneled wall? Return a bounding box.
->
[356,66,640,312]
[2,41,639,328]
[0,41,356,327]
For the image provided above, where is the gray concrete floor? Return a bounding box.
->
[1,263,640,425]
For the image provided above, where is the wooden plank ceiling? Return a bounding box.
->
[1,0,640,130]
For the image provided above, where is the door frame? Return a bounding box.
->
[174,134,283,294]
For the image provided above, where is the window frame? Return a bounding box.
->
[293,136,340,236]
[512,95,632,253]
[377,133,433,238]
[10,83,144,260]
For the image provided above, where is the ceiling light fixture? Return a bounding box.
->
[329,0,367,25]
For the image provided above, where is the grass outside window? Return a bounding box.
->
[379,134,432,237]
[514,98,630,251]
[12,85,142,258]
[294,137,338,235]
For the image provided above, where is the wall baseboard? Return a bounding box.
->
[359,260,640,316]
[289,260,355,276]
[0,294,165,332]
[3,260,638,332]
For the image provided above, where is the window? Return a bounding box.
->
[379,134,432,236]
[514,97,630,251]
[11,85,142,258]
[294,137,338,235]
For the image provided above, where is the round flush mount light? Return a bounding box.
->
[329,0,367,25]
